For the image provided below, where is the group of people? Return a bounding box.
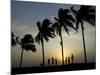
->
[48,57,57,66]
[65,54,74,64]
[47,54,74,66]
[40,54,74,66]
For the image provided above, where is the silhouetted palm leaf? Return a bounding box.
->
[71,6,78,16]
[71,5,95,30]
[21,34,36,52]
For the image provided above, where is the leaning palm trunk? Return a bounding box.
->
[41,40,45,67]
[60,31,64,65]
[20,48,24,68]
[81,24,87,63]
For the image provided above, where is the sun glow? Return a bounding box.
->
[56,49,62,61]
[55,47,74,62]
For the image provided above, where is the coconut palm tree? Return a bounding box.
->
[11,32,17,46]
[16,34,36,68]
[35,19,55,67]
[52,8,76,65]
[71,5,96,63]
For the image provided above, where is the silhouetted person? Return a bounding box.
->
[71,54,74,64]
[68,56,70,64]
[52,57,54,65]
[40,63,43,67]
[48,59,50,65]
[55,58,57,65]
[65,57,67,64]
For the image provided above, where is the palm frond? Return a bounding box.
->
[88,8,95,13]
[54,17,59,22]
[36,18,55,44]
[46,27,54,33]
[64,20,76,30]
[35,32,41,44]
[63,9,70,13]
[73,5,95,31]
[46,32,55,38]
[43,35,49,42]
[52,22,60,35]
[85,19,95,25]
[20,34,37,52]
[65,14,75,22]
[76,20,80,30]
[70,6,78,16]
[58,8,63,19]
[42,19,52,28]
[63,24,69,35]
[37,21,42,32]
[52,22,58,30]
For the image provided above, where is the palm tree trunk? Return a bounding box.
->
[41,41,45,67]
[81,24,87,63]
[20,48,24,68]
[60,31,64,65]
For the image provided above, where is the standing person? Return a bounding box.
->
[55,58,57,65]
[48,58,50,66]
[52,57,54,65]
[65,57,67,64]
[40,62,43,67]
[71,54,74,64]
[68,56,70,64]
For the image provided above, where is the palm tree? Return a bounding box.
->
[16,34,36,68]
[52,8,76,65]
[35,19,55,67]
[11,32,17,46]
[71,5,95,63]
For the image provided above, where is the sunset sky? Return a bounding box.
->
[11,1,96,68]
